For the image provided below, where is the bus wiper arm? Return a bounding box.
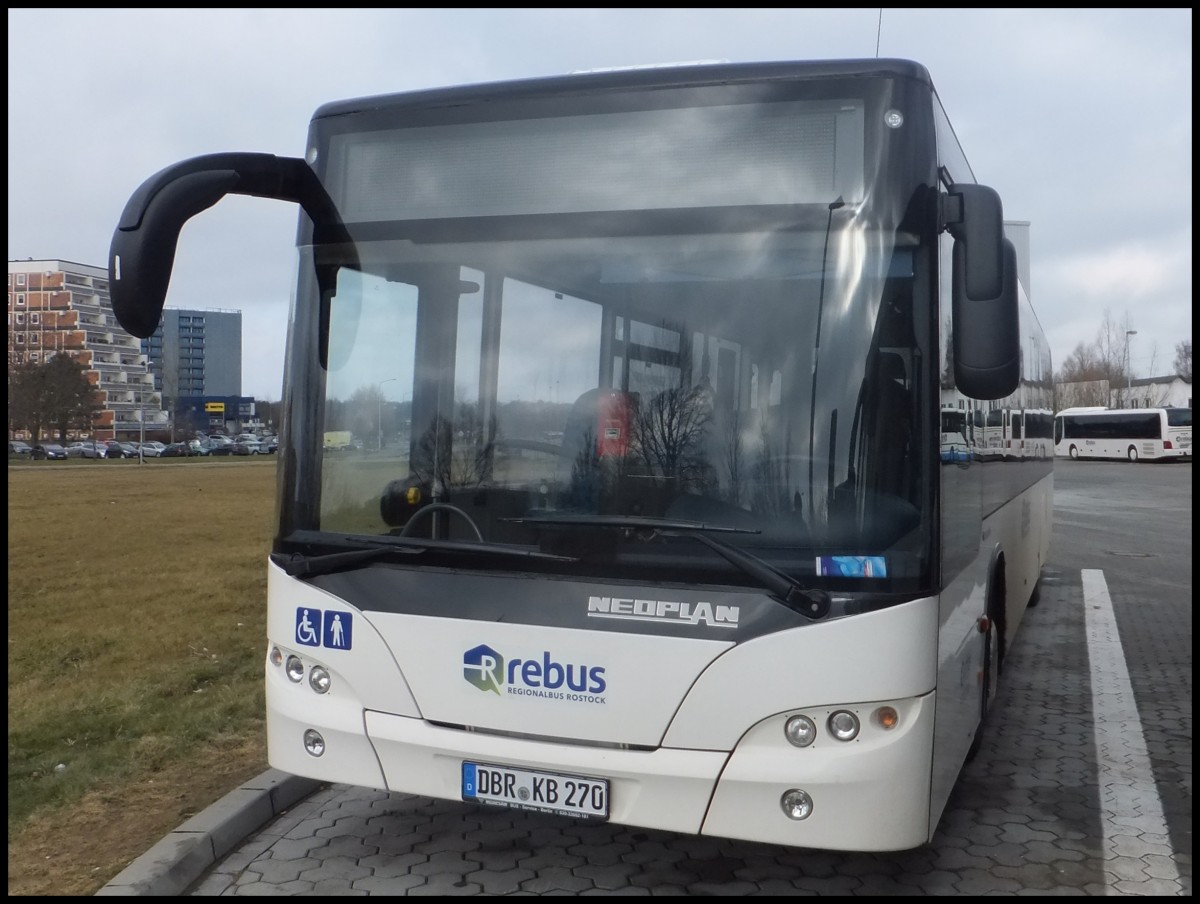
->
[274,546,421,578]
[504,513,830,619]
[676,532,830,620]
[277,536,577,579]
[503,513,760,534]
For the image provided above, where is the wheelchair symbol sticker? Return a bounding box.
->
[295,607,352,650]
[295,608,322,646]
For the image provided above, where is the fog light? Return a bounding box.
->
[285,655,305,683]
[781,789,814,820]
[784,715,817,748]
[303,729,325,757]
[309,665,331,694]
[827,710,860,741]
[874,706,899,730]
[269,646,283,667]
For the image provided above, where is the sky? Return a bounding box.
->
[8,8,1192,401]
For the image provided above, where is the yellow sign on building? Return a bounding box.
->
[204,402,225,413]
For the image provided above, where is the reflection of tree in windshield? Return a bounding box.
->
[630,384,713,492]
[411,407,495,490]
[749,421,799,519]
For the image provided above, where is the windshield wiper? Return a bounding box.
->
[274,546,421,578]
[504,513,830,619]
[505,513,760,534]
[275,534,577,579]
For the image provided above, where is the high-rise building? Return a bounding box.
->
[142,308,242,401]
[7,258,161,440]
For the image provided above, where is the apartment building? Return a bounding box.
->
[141,308,242,402]
[8,258,161,440]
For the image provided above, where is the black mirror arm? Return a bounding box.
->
[108,153,357,340]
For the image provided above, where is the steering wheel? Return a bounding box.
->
[398,502,484,541]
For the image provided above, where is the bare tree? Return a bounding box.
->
[1055,309,1143,407]
[630,383,714,492]
[1174,340,1193,381]
[719,410,745,506]
[1053,341,1109,408]
[1056,341,1106,383]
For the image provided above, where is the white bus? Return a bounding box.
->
[106,59,1053,852]
[979,406,1054,461]
[1054,407,1192,461]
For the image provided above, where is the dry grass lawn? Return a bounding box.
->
[8,458,278,895]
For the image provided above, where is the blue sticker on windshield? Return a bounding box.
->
[817,555,887,577]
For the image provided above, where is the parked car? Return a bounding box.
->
[138,441,167,457]
[8,440,34,458]
[231,438,262,455]
[160,442,192,458]
[66,441,106,459]
[259,435,278,454]
[204,439,234,456]
[104,441,138,459]
[32,443,69,460]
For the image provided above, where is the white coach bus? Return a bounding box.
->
[105,59,1052,852]
[1054,407,1192,462]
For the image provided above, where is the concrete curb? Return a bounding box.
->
[94,769,323,896]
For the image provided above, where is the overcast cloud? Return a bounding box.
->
[8,8,1192,400]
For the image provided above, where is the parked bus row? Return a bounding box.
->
[940,404,1053,462]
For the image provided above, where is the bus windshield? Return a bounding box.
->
[283,79,938,593]
[303,215,931,590]
[271,76,945,593]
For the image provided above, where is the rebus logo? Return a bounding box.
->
[463,644,505,695]
[462,644,607,696]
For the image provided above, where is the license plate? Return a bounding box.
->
[462,762,609,820]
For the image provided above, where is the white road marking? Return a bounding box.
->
[1081,569,1180,894]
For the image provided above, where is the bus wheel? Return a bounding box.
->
[992,568,1008,672]
[1069,444,1079,460]
[967,606,1000,763]
[1127,445,1139,462]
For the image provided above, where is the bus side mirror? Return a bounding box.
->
[110,169,240,338]
[946,183,1019,400]
[108,152,358,370]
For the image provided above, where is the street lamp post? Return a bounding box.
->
[1123,330,1138,407]
[378,378,397,450]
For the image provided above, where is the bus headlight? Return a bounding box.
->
[309,665,331,694]
[269,646,284,667]
[285,655,305,683]
[827,710,860,741]
[783,714,817,747]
